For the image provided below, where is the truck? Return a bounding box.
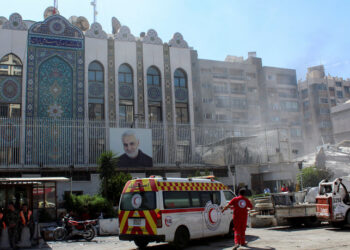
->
[250,189,320,228]
[271,190,320,227]
[316,176,350,226]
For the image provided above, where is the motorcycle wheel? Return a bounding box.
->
[53,227,67,241]
[83,227,95,241]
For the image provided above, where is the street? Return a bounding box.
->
[34,225,350,250]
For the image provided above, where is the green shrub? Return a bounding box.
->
[63,193,116,218]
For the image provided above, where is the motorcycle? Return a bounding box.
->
[53,214,97,241]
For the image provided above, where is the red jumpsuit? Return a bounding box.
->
[228,195,253,245]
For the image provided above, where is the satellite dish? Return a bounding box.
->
[68,16,78,24]
[0,16,8,27]
[76,16,90,31]
[44,6,60,19]
[112,17,121,34]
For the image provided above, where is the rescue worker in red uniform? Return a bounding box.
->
[222,188,253,249]
[0,207,6,235]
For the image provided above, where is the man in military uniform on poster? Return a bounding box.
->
[5,202,19,249]
[118,130,153,167]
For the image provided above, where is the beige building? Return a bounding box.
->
[299,65,350,152]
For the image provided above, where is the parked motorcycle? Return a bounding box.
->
[53,214,97,241]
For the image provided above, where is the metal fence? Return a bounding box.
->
[0,117,297,167]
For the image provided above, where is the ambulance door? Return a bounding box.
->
[222,190,235,232]
[200,191,224,237]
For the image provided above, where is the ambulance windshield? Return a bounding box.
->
[120,191,156,211]
[320,184,332,194]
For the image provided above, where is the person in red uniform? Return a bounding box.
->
[281,184,289,192]
[222,188,253,249]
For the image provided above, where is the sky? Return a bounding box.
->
[2,0,350,80]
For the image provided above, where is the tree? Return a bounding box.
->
[298,166,333,188]
[97,151,118,197]
[97,151,132,205]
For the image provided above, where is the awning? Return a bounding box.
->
[0,177,70,184]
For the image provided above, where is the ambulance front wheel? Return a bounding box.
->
[134,239,149,249]
[172,226,190,249]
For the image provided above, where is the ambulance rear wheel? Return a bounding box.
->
[134,239,149,249]
[173,226,190,249]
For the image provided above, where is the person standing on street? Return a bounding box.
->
[222,189,253,249]
[5,202,19,249]
[19,204,34,241]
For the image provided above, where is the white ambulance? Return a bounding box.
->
[118,176,235,248]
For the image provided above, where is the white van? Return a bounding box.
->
[118,176,235,248]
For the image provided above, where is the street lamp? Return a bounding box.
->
[298,161,303,191]
[229,165,236,194]
[69,165,74,195]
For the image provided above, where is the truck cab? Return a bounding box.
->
[316,177,350,225]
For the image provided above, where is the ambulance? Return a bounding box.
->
[118,176,235,248]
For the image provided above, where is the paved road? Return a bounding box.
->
[33,225,350,250]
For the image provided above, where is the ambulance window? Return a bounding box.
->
[212,191,221,205]
[200,192,212,207]
[120,192,156,211]
[224,191,235,201]
[164,191,190,209]
[190,192,201,207]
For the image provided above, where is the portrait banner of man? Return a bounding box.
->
[109,128,153,167]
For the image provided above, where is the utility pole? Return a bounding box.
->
[53,0,58,14]
[91,0,97,23]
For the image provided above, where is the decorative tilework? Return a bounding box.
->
[115,26,135,42]
[37,56,73,118]
[107,38,116,120]
[142,29,162,45]
[119,84,134,99]
[175,88,188,102]
[85,22,107,39]
[136,41,145,117]
[0,77,21,103]
[147,86,162,101]
[169,32,189,48]
[30,15,83,38]
[2,13,27,30]
[25,15,85,165]
[163,43,175,163]
[163,44,173,122]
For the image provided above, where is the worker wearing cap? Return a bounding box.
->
[222,188,253,249]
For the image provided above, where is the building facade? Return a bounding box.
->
[299,65,350,152]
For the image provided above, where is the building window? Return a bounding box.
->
[344,86,350,94]
[301,89,308,99]
[176,103,189,123]
[336,91,343,98]
[303,101,309,110]
[148,102,162,122]
[330,99,336,106]
[320,98,328,104]
[0,54,22,76]
[290,128,302,137]
[174,69,187,88]
[336,81,342,87]
[119,100,134,124]
[118,64,133,84]
[0,54,23,118]
[319,121,331,129]
[88,61,104,120]
[319,108,330,114]
[280,101,298,112]
[147,66,161,86]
